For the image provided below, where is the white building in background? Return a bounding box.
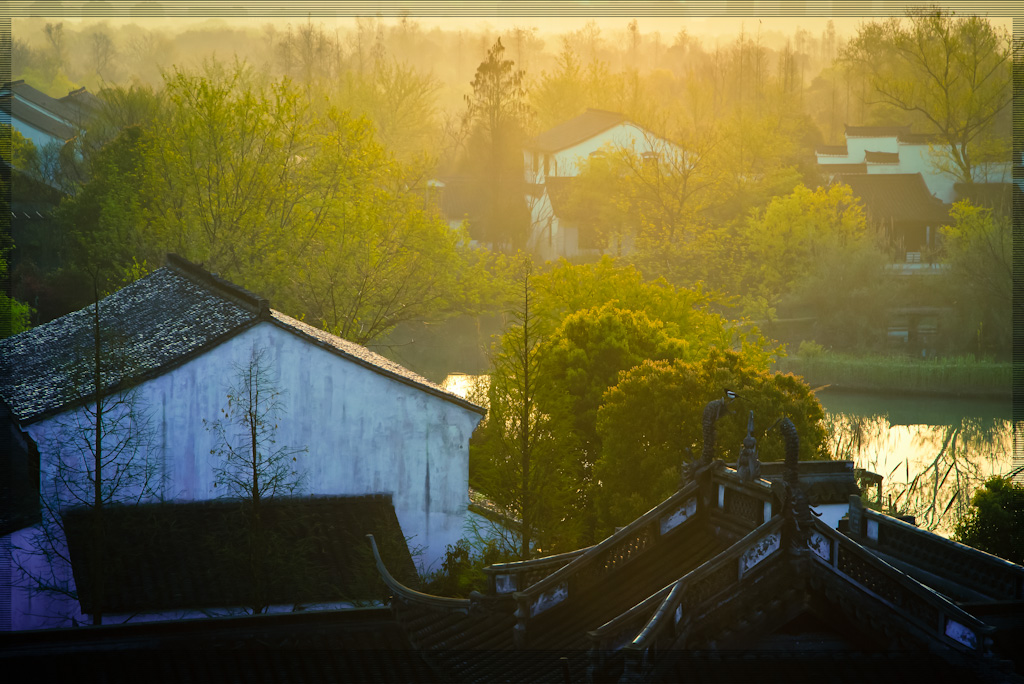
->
[0,254,485,630]
[0,80,98,151]
[523,109,678,262]
[816,125,1012,204]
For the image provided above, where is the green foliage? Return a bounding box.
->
[55,59,488,344]
[842,8,1012,183]
[537,304,690,452]
[459,39,532,250]
[776,353,1011,397]
[470,264,581,557]
[57,124,156,301]
[743,183,871,303]
[788,239,895,352]
[532,257,777,369]
[953,477,1024,564]
[422,538,514,598]
[797,340,825,358]
[937,201,1012,357]
[595,349,829,530]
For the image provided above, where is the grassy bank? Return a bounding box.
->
[774,353,1012,398]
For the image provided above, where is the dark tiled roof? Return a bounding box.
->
[818,163,867,175]
[64,495,418,614]
[0,608,438,683]
[2,96,77,141]
[530,109,626,153]
[58,87,102,116]
[0,260,260,425]
[844,124,910,138]
[2,80,81,124]
[898,131,942,144]
[838,173,950,225]
[864,150,900,164]
[0,255,484,424]
[816,145,849,156]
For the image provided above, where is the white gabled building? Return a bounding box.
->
[523,109,676,262]
[0,80,97,151]
[816,125,1012,204]
[0,255,485,630]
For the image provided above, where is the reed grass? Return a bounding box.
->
[775,353,1011,397]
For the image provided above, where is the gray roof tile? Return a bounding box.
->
[0,255,483,424]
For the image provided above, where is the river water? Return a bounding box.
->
[816,390,1015,535]
[441,373,1016,537]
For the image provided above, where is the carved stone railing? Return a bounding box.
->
[367,534,470,614]
[710,468,777,532]
[806,518,995,656]
[483,546,593,595]
[847,496,1024,601]
[623,516,786,655]
[510,480,703,643]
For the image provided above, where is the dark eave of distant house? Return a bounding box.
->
[839,173,949,225]
[864,150,900,164]
[844,124,911,138]
[529,109,627,153]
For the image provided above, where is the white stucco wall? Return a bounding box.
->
[525,122,669,184]
[812,503,849,531]
[846,134,900,159]
[5,321,482,630]
[819,136,1012,204]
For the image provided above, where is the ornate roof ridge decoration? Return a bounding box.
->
[367,534,471,614]
[846,496,1024,602]
[165,253,269,317]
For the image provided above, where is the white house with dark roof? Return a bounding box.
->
[523,109,676,261]
[0,80,94,151]
[0,255,485,630]
[816,124,1011,204]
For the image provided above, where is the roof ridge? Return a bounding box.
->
[165,253,269,318]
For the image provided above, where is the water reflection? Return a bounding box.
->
[819,390,1014,536]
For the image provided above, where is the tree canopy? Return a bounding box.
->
[596,350,829,528]
[953,476,1024,564]
[842,8,1012,183]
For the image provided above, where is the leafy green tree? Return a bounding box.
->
[595,350,829,530]
[531,257,776,369]
[470,263,578,557]
[788,240,895,352]
[937,200,1011,357]
[842,8,1012,183]
[953,476,1024,564]
[742,183,873,314]
[459,38,532,250]
[535,304,690,541]
[58,60,484,345]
